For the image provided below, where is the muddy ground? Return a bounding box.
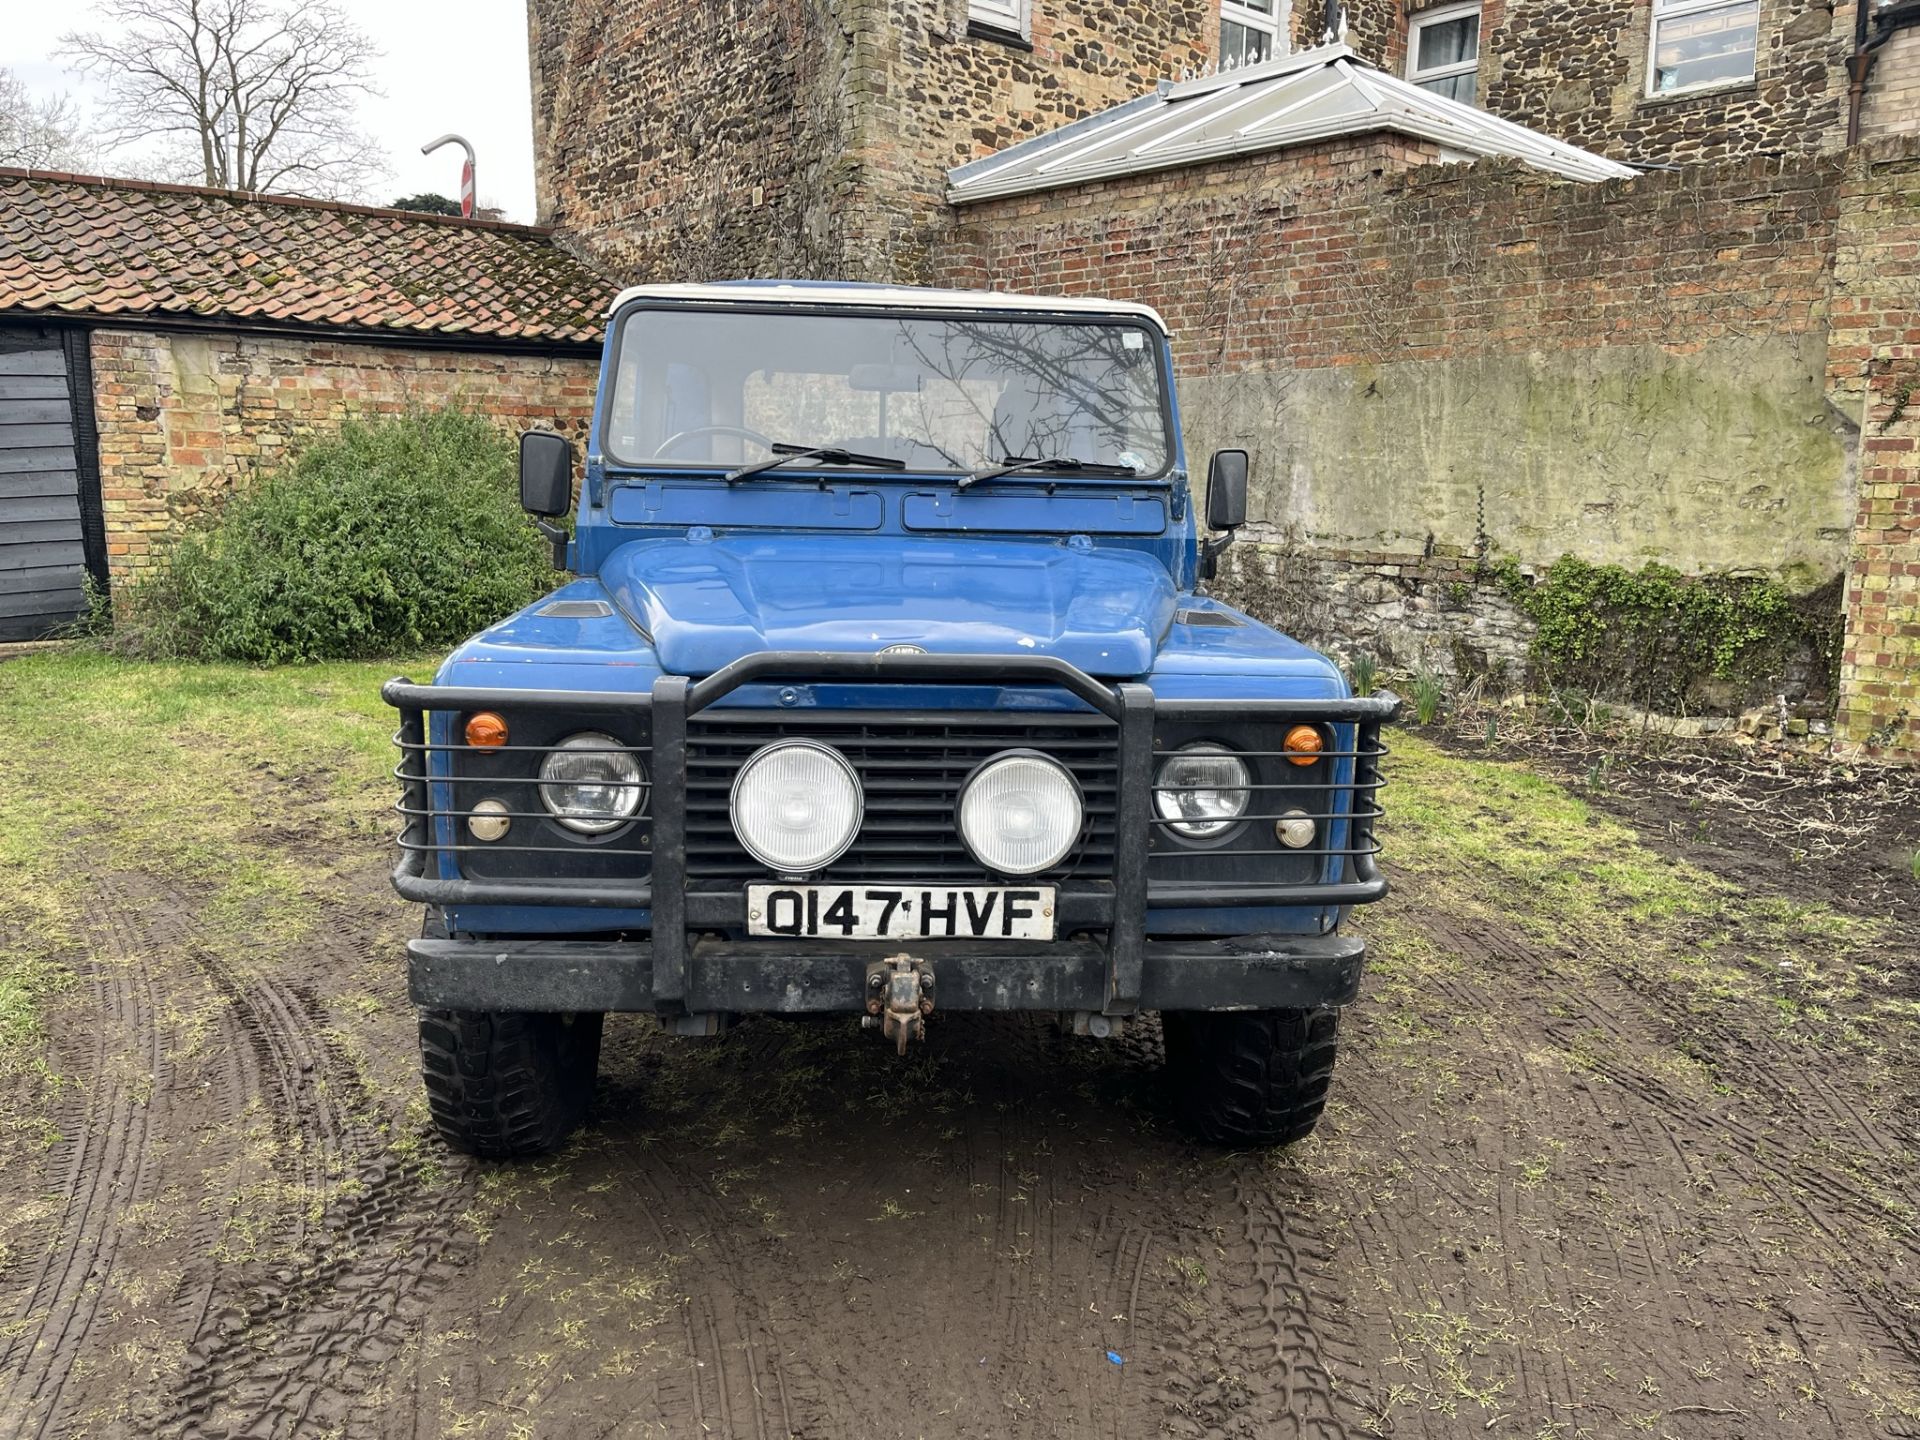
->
[2,662,1917,1440]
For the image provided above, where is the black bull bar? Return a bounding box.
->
[385,651,1399,1018]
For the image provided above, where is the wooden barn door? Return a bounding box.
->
[0,324,104,642]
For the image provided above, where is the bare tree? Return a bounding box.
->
[59,0,385,198]
[0,69,92,170]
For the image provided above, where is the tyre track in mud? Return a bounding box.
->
[156,913,467,1440]
[0,871,462,1440]
[0,898,165,1440]
[1147,1159,1354,1440]
[416,1011,1366,1440]
[1332,894,1920,1437]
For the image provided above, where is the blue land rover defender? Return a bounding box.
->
[386,282,1394,1159]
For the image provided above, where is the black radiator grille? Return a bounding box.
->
[685,710,1119,887]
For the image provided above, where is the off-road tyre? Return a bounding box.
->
[1161,1006,1340,1147]
[415,910,603,1159]
[418,1009,604,1159]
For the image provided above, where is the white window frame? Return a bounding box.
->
[968,0,1030,39]
[1645,0,1760,98]
[1406,3,1482,98]
[1220,0,1288,70]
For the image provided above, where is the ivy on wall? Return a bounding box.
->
[1488,556,1840,712]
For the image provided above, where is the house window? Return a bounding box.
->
[1648,0,1759,95]
[968,0,1030,41]
[1407,3,1481,104]
[1221,0,1287,70]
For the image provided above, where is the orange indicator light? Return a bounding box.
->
[465,712,509,748]
[1282,725,1324,766]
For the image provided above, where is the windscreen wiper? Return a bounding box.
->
[726,442,907,484]
[961,455,1141,490]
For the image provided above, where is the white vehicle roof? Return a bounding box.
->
[606,280,1171,334]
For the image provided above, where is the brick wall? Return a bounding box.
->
[933,139,1920,745]
[526,2,1919,295]
[1830,142,1920,756]
[1293,1,1886,167]
[1862,25,1920,142]
[527,0,861,281]
[1484,0,1853,166]
[848,0,1213,279]
[90,328,598,581]
[527,0,1210,283]
[945,140,1838,392]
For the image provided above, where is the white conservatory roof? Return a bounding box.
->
[946,44,1636,204]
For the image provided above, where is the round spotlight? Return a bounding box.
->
[539,732,647,835]
[729,741,863,873]
[1154,742,1251,840]
[958,752,1083,876]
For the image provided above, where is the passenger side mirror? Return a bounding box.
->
[1201,449,1249,582]
[519,430,574,570]
[519,430,575,517]
[1206,449,1249,531]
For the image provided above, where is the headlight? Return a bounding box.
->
[539,732,647,835]
[958,752,1083,876]
[730,741,863,873]
[1154,742,1251,839]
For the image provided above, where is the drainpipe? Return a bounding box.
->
[1848,0,1920,146]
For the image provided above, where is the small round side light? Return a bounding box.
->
[468,798,511,842]
[465,711,509,748]
[1282,724,1325,767]
[1275,810,1317,849]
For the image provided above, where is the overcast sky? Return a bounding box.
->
[3,1,540,223]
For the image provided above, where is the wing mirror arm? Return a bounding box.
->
[519,430,576,571]
[1200,530,1235,581]
[534,518,568,570]
[1200,449,1249,583]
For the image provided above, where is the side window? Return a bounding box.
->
[1648,0,1759,96]
[968,0,1030,40]
[1406,3,1481,104]
[1220,0,1287,70]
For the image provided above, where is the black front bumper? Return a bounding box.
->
[407,933,1368,1014]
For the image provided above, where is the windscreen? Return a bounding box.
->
[603,306,1172,476]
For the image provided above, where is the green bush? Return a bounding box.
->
[1488,555,1839,713]
[122,412,551,663]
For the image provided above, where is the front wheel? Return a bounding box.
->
[418,1009,603,1159]
[1161,1007,1340,1147]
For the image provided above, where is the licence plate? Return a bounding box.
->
[746,884,1056,941]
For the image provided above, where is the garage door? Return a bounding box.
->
[0,327,92,641]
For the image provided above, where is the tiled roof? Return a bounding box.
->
[0,169,617,346]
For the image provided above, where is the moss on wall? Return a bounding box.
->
[1181,333,1853,581]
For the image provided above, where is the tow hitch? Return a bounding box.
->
[862,954,935,1055]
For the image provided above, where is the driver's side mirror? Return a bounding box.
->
[1206,449,1249,531]
[520,430,575,517]
[1201,449,1249,582]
